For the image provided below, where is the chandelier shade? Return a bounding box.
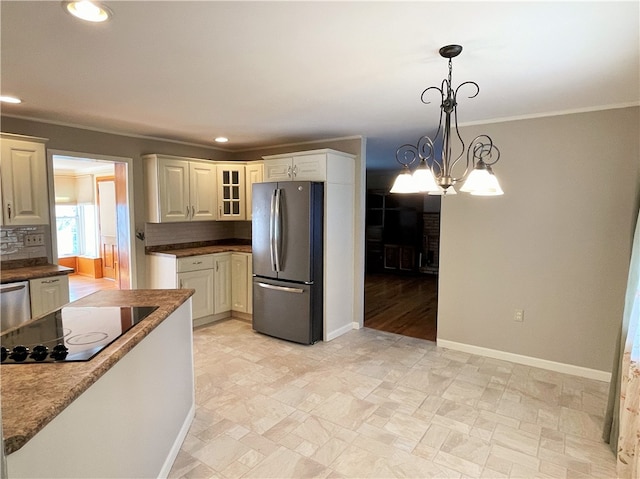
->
[389,165,418,194]
[460,162,504,196]
[391,45,504,197]
[412,159,440,192]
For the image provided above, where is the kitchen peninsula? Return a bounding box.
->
[2,288,195,478]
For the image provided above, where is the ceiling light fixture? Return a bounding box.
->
[63,1,112,23]
[214,137,229,143]
[390,45,503,196]
[0,96,22,104]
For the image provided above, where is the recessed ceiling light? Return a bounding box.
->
[215,137,229,143]
[0,96,22,104]
[63,1,112,23]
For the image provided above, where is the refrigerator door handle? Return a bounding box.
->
[269,189,277,271]
[256,282,304,294]
[273,188,282,272]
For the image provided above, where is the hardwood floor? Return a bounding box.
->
[364,272,438,342]
[68,274,119,302]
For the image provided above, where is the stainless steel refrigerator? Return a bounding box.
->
[252,181,323,344]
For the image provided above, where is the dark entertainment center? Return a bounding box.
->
[365,189,440,275]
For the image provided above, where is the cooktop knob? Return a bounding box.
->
[30,345,49,362]
[50,344,69,360]
[1,346,7,362]
[9,346,29,362]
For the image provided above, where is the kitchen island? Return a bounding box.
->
[2,289,195,478]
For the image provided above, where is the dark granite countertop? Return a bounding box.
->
[146,241,251,258]
[1,289,194,455]
[1,264,74,284]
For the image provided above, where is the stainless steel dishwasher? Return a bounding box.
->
[0,281,31,331]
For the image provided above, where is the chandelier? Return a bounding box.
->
[390,45,503,196]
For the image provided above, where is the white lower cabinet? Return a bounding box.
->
[29,275,70,318]
[148,251,251,327]
[178,269,214,320]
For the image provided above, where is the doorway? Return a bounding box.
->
[51,154,131,300]
[363,180,441,342]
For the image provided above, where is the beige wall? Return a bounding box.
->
[438,106,640,373]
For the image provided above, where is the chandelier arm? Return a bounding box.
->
[455,81,480,100]
[416,135,435,163]
[468,135,501,167]
[395,143,420,168]
[420,85,443,105]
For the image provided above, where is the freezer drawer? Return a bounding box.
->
[252,278,321,345]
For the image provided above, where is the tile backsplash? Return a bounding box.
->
[0,225,48,262]
[144,221,251,247]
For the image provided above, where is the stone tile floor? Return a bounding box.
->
[169,319,616,478]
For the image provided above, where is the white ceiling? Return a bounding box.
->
[1,1,638,169]
[52,156,115,176]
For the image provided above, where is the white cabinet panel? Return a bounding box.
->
[29,275,70,318]
[162,160,190,222]
[0,135,49,226]
[245,163,263,220]
[263,158,293,182]
[231,253,249,313]
[291,153,326,181]
[213,253,231,314]
[178,269,214,320]
[189,162,217,221]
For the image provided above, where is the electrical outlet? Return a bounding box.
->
[25,234,45,246]
[514,309,524,322]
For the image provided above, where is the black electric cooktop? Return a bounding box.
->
[1,306,158,364]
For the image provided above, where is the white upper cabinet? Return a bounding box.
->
[0,134,49,225]
[216,164,246,221]
[189,161,217,221]
[144,154,216,223]
[262,149,355,184]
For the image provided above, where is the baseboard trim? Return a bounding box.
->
[436,339,611,382]
[325,322,354,341]
[158,402,195,479]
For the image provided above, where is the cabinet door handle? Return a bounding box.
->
[191,205,195,218]
[287,165,292,178]
[292,164,298,177]
[41,279,60,284]
[216,261,219,272]
[193,261,202,265]
[186,206,190,219]
[7,203,11,219]
[219,205,222,217]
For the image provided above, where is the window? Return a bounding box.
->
[56,205,82,256]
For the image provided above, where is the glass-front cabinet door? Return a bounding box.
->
[216,164,245,220]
